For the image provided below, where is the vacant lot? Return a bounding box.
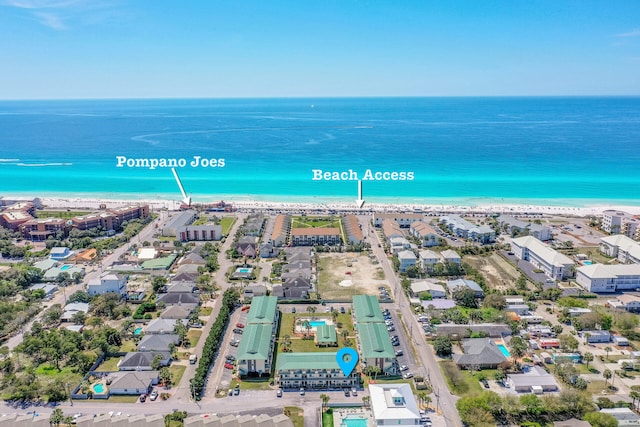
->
[291,216,341,229]
[318,252,387,300]
[464,253,520,292]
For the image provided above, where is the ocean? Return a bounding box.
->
[1,97,639,206]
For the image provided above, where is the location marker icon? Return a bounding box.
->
[336,348,359,377]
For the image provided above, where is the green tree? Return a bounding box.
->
[583,411,618,427]
[152,276,167,293]
[151,354,163,370]
[174,320,188,347]
[452,288,478,309]
[320,393,330,410]
[509,336,528,363]
[558,333,579,352]
[604,346,612,361]
[482,293,506,310]
[306,306,317,319]
[433,336,453,357]
[50,408,65,426]
[159,366,173,388]
[603,369,612,387]
[583,352,594,370]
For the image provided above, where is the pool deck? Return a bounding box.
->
[332,408,374,427]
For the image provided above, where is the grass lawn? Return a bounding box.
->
[231,378,273,391]
[187,330,202,347]
[439,361,483,396]
[587,380,609,395]
[96,357,121,372]
[35,364,76,376]
[169,365,186,386]
[322,411,335,427]
[36,210,89,219]
[220,217,236,235]
[277,312,355,353]
[284,406,304,427]
[201,307,213,316]
[119,339,138,352]
[106,395,139,403]
[291,216,340,229]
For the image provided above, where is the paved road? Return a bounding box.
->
[360,215,463,427]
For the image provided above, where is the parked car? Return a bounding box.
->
[399,365,409,371]
[139,394,147,403]
[402,372,414,379]
[225,354,236,362]
[340,307,346,314]
[291,307,296,313]
[351,388,357,396]
[149,390,159,401]
[234,388,240,396]
[228,389,233,396]
[392,340,400,346]
[299,388,305,396]
[344,389,350,397]
[481,379,490,389]
[277,389,283,397]
[395,349,403,356]
[224,363,234,370]
[233,328,244,334]
[236,323,245,328]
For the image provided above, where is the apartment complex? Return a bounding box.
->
[237,296,279,376]
[409,221,439,247]
[576,264,640,293]
[600,235,640,264]
[511,236,575,280]
[275,352,359,391]
[176,224,223,242]
[290,227,341,246]
[373,213,423,228]
[343,214,363,244]
[440,214,495,244]
[497,215,552,241]
[271,214,291,247]
[602,210,640,239]
[353,295,397,375]
[73,205,149,231]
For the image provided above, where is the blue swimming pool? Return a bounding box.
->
[236,267,253,273]
[497,343,511,358]
[341,414,368,427]
[134,327,143,335]
[584,260,593,265]
[309,321,326,327]
[60,265,71,271]
[93,383,105,394]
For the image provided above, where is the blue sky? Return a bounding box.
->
[1,0,639,98]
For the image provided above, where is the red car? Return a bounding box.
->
[241,306,250,312]
[224,363,234,370]
[236,323,245,328]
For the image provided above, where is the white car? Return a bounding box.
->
[149,390,159,401]
[399,365,409,371]
[402,372,414,379]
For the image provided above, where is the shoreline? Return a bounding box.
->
[28,194,640,217]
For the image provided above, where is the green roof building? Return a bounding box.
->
[276,352,360,391]
[357,323,397,375]
[237,324,275,376]
[246,296,279,325]
[315,324,337,347]
[141,254,177,270]
[352,295,384,324]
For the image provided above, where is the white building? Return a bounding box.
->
[602,210,640,239]
[576,263,640,293]
[609,294,640,312]
[600,235,640,264]
[389,237,412,255]
[410,280,446,299]
[497,215,552,241]
[418,250,439,271]
[397,250,417,273]
[369,383,421,426]
[409,222,439,247]
[440,249,461,265]
[600,407,640,426]
[87,273,126,296]
[511,236,575,280]
[440,215,495,244]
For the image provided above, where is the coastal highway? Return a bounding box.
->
[359,214,463,427]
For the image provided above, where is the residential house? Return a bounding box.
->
[435,323,511,338]
[61,302,89,322]
[43,265,84,281]
[576,264,640,292]
[166,281,196,293]
[397,250,417,273]
[260,242,276,258]
[553,419,590,427]
[453,338,508,369]
[507,366,559,394]
[609,294,640,312]
[369,383,421,426]
[410,221,439,247]
[276,352,360,391]
[145,318,186,335]
[87,273,127,296]
[581,330,611,343]
[49,247,72,260]
[118,352,171,371]
[236,236,257,257]
[160,305,194,319]
[600,408,640,426]
[107,371,158,395]
[156,292,200,308]
[410,280,446,299]
[28,283,57,299]
[421,299,456,311]
[137,334,180,352]
[440,249,461,265]
[389,237,411,255]
[382,219,403,240]
[511,236,575,280]
[418,250,440,272]
[447,278,484,298]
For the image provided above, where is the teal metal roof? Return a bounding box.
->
[315,324,337,344]
[237,324,273,361]
[276,352,344,371]
[246,296,278,325]
[352,295,384,323]
[358,323,395,359]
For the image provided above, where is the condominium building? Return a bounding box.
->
[497,215,552,241]
[275,352,360,391]
[418,250,439,271]
[600,235,640,264]
[382,219,403,240]
[19,217,68,241]
[271,214,291,247]
[397,250,417,272]
[343,214,363,244]
[358,323,397,375]
[237,296,279,376]
[440,214,495,244]
[290,227,341,246]
[409,221,439,247]
[175,224,222,241]
[511,236,575,280]
[373,213,423,228]
[602,210,640,238]
[576,264,640,293]
[352,295,385,324]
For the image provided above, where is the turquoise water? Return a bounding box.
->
[134,327,143,335]
[237,267,252,273]
[92,383,105,394]
[341,415,368,427]
[309,321,327,327]
[60,265,71,271]
[2,97,640,206]
[584,260,593,265]
[497,344,511,357]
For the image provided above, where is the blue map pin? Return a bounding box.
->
[336,348,359,377]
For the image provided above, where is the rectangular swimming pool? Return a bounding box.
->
[309,321,326,327]
[341,414,368,427]
[497,343,511,357]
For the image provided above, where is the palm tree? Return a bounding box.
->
[307,306,317,319]
[320,393,330,410]
[630,391,640,410]
[417,391,427,407]
[423,395,432,409]
[583,352,594,370]
[302,320,311,336]
[282,334,291,351]
[604,346,612,361]
[362,395,371,408]
[603,369,612,387]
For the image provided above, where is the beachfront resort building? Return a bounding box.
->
[343,214,363,245]
[440,214,495,244]
[497,215,552,241]
[237,296,279,376]
[176,223,223,242]
[271,214,291,247]
[602,210,640,239]
[290,227,341,246]
[276,352,360,391]
[19,217,68,241]
[600,235,640,264]
[373,213,423,228]
[511,236,575,280]
[576,263,640,293]
[369,383,421,426]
